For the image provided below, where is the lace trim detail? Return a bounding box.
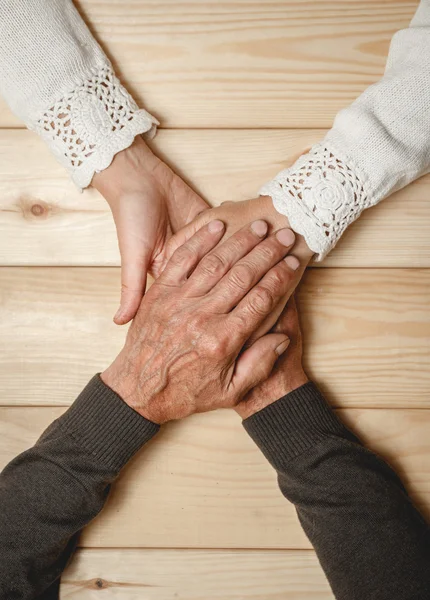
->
[33,64,159,189]
[260,144,369,260]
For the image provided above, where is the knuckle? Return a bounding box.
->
[187,311,205,334]
[249,286,274,316]
[121,282,142,295]
[228,263,255,291]
[187,315,229,358]
[165,236,182,261]
[207,331,228,358]
[200,253,226,277]
[265,268,285,292]
[226,237,246,255]
[231,312,248,331]
[198,207,212,220]
[255,243,278,263]
[170,245,194,268]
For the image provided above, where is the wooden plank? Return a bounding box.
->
[0,1,416,129]
[0,405,429,548]
[0,267,429,408]
[1,129,430,268]
[61,548,333,599]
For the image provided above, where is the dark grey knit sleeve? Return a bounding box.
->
[0,375,159,600]
[243,382,430,600]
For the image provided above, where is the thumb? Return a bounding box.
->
[180,191,209,228]
[230,334,290,400]
[186,195,210,226]
[114,250,151,325]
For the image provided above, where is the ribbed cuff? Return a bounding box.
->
[243,382,348,468]
[58,375,159,472]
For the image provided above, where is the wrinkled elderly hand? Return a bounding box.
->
[102,219,301,423]
[162,196,314,339]
[236,297,308,420]
[164,196,313,268]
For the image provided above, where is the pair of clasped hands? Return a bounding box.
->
[97,137,311,421]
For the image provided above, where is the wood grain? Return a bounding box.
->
[61,548,333,599]
[0,267,429,409]
[0,1,416,129]
[0,404,429,549]
[0,1,426,591]
[1,129,430,268]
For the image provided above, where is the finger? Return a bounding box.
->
[209,228,296,312]
[160,220,225,286]
[248,297,306,397]
[228,255,300,341]
[114,251,150,325]
[185,220,268,295]
[245,292,287,347]
[228,333,290,401]
[160,214,207,273]
[247,295,299,346]
[272,296,304,361]
[273,296,300,335]
[244,252,307,344]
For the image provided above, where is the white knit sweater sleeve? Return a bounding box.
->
[261,0,430,260]
[0,0,159,189]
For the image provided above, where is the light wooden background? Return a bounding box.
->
[0,1,429,598]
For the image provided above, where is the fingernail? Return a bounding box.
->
[284,255,300,271]
[276,228,295,247]
[276,337,290,356]
[251,220,268,237]
[114,308,123,322]
[208,220,224,233]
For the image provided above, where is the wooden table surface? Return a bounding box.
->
[0,1,428,598]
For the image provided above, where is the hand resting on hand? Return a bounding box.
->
[102,219,301,423]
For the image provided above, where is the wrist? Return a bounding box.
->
[236,368,309,420]
[101,356,163,425]
[92,135,160,202]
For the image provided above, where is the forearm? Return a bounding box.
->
[262,0,430,259]
[243,383,430,600]
[0,0,158,188]
[0,375,159,599]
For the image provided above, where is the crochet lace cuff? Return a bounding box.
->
[260,144,369,260]
[31,64,159,189]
